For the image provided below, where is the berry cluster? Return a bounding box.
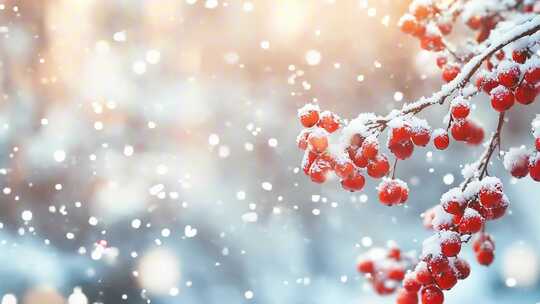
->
[476,54,540,112]
[503,115,540,181]
[297,104,367,191]
[402,177,509,304]
[356,245,417,296]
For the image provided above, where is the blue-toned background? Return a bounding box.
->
[0,1,538,303]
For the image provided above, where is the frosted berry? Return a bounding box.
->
[478,186,503,208]
[367,154,390,178]
[308,130,329,153]
[440,231,461,257]
[524,67,540,84]
[490,86,515,112]
[434,269,458,290]
[451,102,470,119]
[341,172,366,192]
[512,49,528,63]
[404,274,421,292]
[412,127,431,146]
[415,262,434,285]
[515,81,537,105]
[317,111,341,133]
[476,248,494,266]
[300,109,319,128]
[529,154,540,181]
[498,64,520,88]
[442,66,460,82]
[452,258,470,280]
[390,140,415,160]
[421,285,444,304]
[451,120,471,141]
[309,158,332,183]
[361,138,379,160]
[458,208,484,234]
[433,130,449,150]
[378,179,407,206]
[334,159,354,179]
[302,151,317,175]
[397,288,419,304]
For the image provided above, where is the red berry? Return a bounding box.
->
[367,154,390,178]
[495,50,505,61]
[300,110,319,128]
[388,247,401,260]
[421,35,444,52]
[400,16,425,37]
[391,126,412,144]
[421,285,444,304]
[452,258,470,280]
[458,208,484,234]
[438,23,452,35]
[467,16,482,29]
[404,274,422,292]
[490,86,515,112]
[357,259,374,273]
[498,64,520,88]
[512,49,528,63]
[442,66,460,82]
[352,149,369,168]
[378,179,405,206]
[388,266,406,280]
[412,127,431,147]
[397,289,419,304]
[317,111,340,133]
[524,67,540,84]
[389,140,415,160]
[433,130,449,150]
[451,102,470,119]
[335,160,354,179]
[536,138,540,152]
[479,76,499,93]
[308,131,329,153]
[341,172,366,192]
[466,124,484,146]
[476,248,494,266]
[361,138,379,160]
[451,120,471,141]
[426,255,450,274]
[434,269,458,290]
[436,57,447,69]
[473,233,495,252]
[515,81,537,105]
[442,196,465,215]
[478,187,503,208]
[440,231,461,257]
[415,262,434,285]
[529,154,540,181]
[309,158,332,183]
[413,4,431,20]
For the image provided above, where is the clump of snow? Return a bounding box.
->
[503,146,530,171]
[440,187,465,205]
[340,113,378,145]
[297,103,320,117]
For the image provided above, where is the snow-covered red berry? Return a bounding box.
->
[298,103,320,127]
[433,129,449,150]
[421,285,444,304]
[490,85,515,112]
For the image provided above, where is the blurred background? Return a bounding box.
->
[0,0,539,303]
